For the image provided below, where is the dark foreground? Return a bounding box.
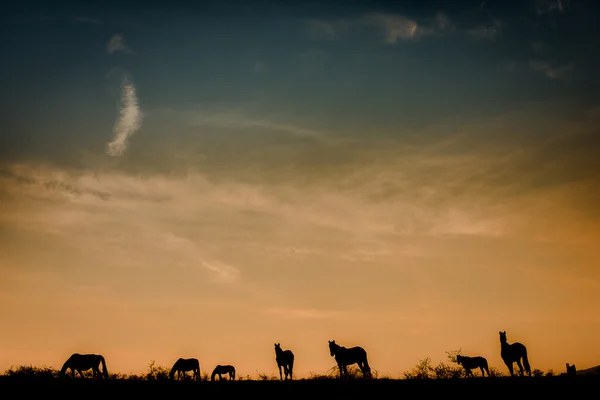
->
[1,375,598,399]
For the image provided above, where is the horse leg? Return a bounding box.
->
[516,359,524,376]
[278,365,283,380]
[340,364,347,379]
[505,362,514,376]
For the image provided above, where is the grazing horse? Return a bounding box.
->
[328,340,371,378]
[169,358,201,381]
[59,353,109,379]
[566,363,577,377]
[456,355,490,377]
[274,343,294,380]
[211,365,236,381]
[499,331,531,377]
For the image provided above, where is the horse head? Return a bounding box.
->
[499,331,507,343]
[456,355,463,364]
[328,340,337,357]
[274,343,281,353]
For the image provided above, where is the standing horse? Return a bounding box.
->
[328,340,371,378]
[211,365,236,381]
[274,343,294,380]
[499,331,531,377]
[456,355,490,377]
[59,353,109,379]
[169,358,201,381]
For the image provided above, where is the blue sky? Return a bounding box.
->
[1,0,600,377]
[3,0,599,166]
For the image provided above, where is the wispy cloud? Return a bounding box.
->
[260,307,410,322]
[106,77,143,156]
[307,20,337,39]
[107,33,135,55]
[306,12,452,44]
[467,19,502,40]
[535,0,569,14]
[32,15,103,25]
[73,16,103,24]
[529,59,573,80]
[253,61,267,74]
[153,107,342,145]
[363,12,453,43]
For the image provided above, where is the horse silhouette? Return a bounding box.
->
[566,363,577,377]
[211,365,235,381]
[328,340,371,378]
[169,358,201,381]
[456,355,490,377]
[59,353,109,379]
[274,343,294,380]
[499,331,531,377]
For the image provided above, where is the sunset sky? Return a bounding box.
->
[1,0,600,378]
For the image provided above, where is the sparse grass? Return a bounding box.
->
[2,359,598,398]
[0,355,585,382]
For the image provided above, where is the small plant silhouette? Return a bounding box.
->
[145,361,171,381]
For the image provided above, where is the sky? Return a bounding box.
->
[1,0,600,378]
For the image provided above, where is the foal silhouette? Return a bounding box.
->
[456,355,490,377]
[211,365,235,381]
[274,343,294,380]
[499,331,531,377]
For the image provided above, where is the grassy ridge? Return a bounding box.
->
[1,375,597,398]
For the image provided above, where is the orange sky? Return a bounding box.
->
[2,100,600,378]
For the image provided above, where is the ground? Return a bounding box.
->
[1,375,596,399]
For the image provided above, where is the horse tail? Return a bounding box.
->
[99,355,109,379]
[482,358,490,376]
[522,348,531,376]
[232,367,236,380]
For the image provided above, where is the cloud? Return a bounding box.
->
[106,33,135,55]
[535,0,569,14]
[2,102,599,286]
[253,61,267,74]
[529,59,573,80]
[153,107,341,145]
[73,16,103,24]
[32,16,103,25]
[364,12,423,43]
[260,307,410,322]
[307,20,337,39]
[307,12,453,44]
[467,19,502,40]
[106,77,143,156]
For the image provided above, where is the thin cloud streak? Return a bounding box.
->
[106,33,135,55]
[107,78,143,156]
